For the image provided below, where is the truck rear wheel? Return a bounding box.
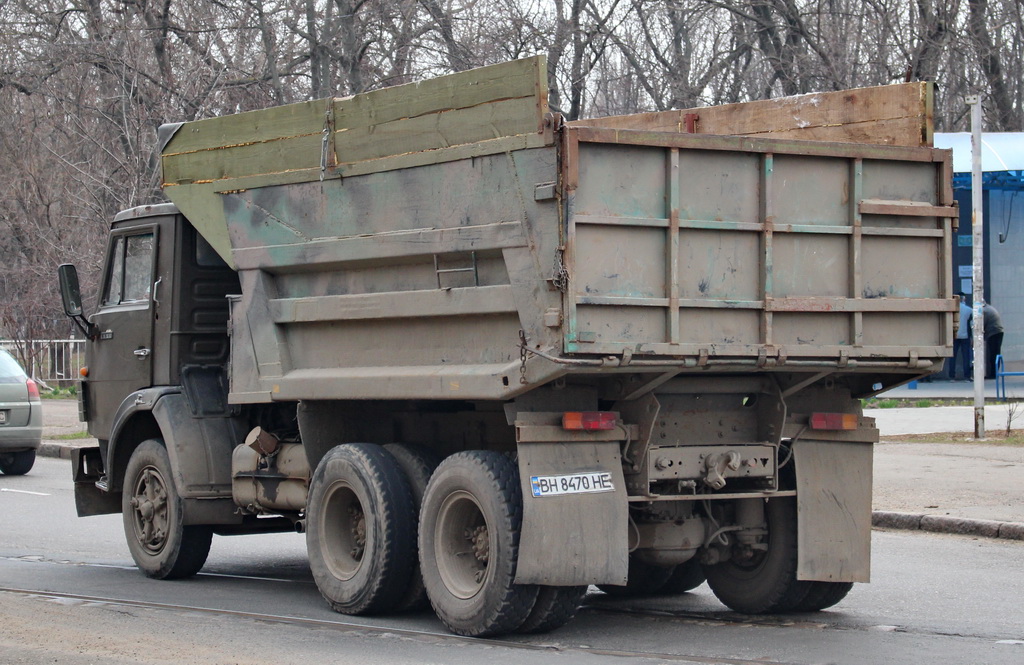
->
[383,443,441,612]
[660,557,707,594]
[122,439,212,579]
[306,443,416,615]
[517,585,587,634]
[419,451,539,637]
[0,450,35,475]
[793,581,853,612]
[597,556,674,597]
[705,497,812,614]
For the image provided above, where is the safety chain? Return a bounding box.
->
[550,248,569,293]
[518,329,529,384]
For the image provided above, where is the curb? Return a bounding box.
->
[38,441,85,460]
[872,511,1024,542]
[37,443,1024,543]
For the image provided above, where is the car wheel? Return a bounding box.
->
[0,450,36,475]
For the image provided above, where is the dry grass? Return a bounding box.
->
[880,429,1024,446]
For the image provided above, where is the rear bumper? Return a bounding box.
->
[0,432,42,452]
[0,405,43,452]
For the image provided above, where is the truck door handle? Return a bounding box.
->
[134,348,151,359]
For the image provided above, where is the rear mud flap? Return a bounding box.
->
[515,441,628,586]
[793,439,873,583]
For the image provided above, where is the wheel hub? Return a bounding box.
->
[131,467,169,553]
[320,481,366,580]
[436,490,490,599]
[348,504,366,559]
[467,525,489,563]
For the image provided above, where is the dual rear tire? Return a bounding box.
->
[305,443,418,614]
[418,451,540,637]
[306,446,584,636]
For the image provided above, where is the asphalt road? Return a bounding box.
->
[2,458,1022,665]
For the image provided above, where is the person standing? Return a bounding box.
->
[982,303,1004,379]
[949,295,972,380]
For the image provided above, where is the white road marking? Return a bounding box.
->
[0,488,50,496]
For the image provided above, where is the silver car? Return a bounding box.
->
[0,349,42,475]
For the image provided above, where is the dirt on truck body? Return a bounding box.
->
[59,56,956,637]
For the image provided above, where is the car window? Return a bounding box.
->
[102,232,154,306]
[0,350,27,383]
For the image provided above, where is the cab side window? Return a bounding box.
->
[102,232,154,306]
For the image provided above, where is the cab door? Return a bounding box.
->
[86,225,158,441]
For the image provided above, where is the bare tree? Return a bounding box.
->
[2,0,1023,348]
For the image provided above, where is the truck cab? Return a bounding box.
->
[61,204,240,512]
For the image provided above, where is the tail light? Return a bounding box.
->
[809,412,858,431]
[26,378,40,402]
[562,411,618,431]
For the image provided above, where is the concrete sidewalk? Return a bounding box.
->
[879,375,1024,400]
[35,398,1024,541]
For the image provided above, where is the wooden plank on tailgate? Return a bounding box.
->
[573,82,933,147]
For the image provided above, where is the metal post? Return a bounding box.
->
[967,95,985,438]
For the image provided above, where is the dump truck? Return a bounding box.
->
[59,57,957,637]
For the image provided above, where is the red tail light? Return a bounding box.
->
[562,411,618,431]
[26,378,40,401]
[809,412,858,431]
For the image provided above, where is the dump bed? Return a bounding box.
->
[160,57,955,404]
[562,126,957,363]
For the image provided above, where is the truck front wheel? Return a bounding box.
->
[419,451,539,637]
[306,443,416,615]
[705,497,811,614]
[122,439,212,579]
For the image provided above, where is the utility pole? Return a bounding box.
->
[967,95,985,439]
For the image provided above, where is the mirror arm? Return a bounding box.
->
[69,314,97,340]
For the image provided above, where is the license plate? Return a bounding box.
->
[0,410,6,424]
[530,472,614,497]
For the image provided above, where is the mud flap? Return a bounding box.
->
[514,441,628,586]
[793,439,873,583]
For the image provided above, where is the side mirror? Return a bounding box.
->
[58,264,83,317]
[58,264,96,339]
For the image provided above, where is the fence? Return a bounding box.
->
[0,339,85,387]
